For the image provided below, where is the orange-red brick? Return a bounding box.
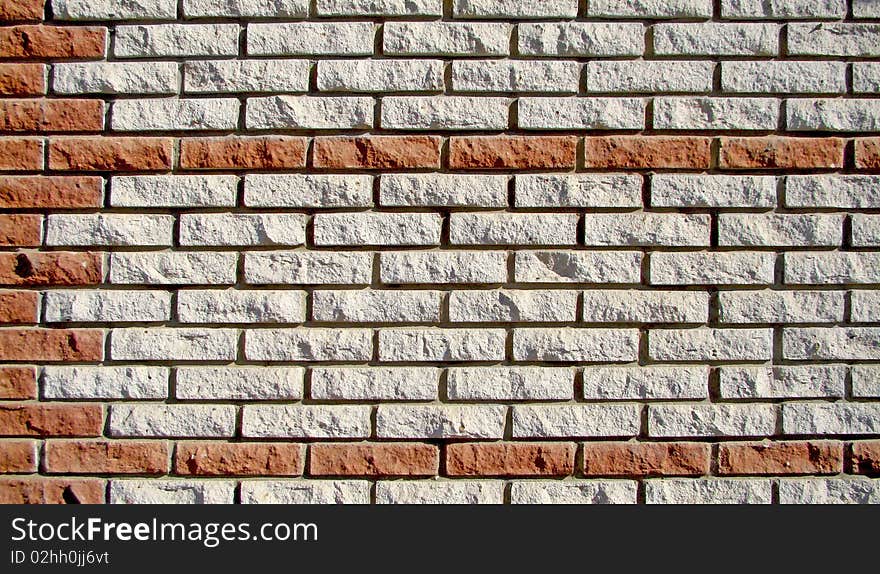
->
[0,329,103,362]
[0,214,42,246]
[0,176,103,208]
[449,136,577,170]
[0,26,106,60]
[855,138,880,169]
[719,137,844,169]
[313,136,442,169]
[310,443,438,477]
[0,0,43,21]
[0,440,36,473]
[583,136,712,169]
[446,443,575,477]
[0,99,103,133]
[0,290,39,323]
[174,442,304,476]
[582,443,710,477]
[0,252,102,286]
[45,441,169,475]
[0,404,103,437]
[0,63,45,95]
[718,442,842,476]
[49,137,172,172]
[0,367,36,400]
[851,442,880,476]
[0,138,42,171]
[0,478,105,504]
[180,136,307,170]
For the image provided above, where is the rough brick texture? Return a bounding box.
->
[2,0,878,505]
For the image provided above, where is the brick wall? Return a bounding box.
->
[1,0,879,504]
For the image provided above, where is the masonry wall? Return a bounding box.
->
[0,0,879,504]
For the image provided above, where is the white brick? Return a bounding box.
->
[519,97,645,130]
[649,404,777,437]
[654,97,779,131]
[583,366,708,401]
[784,252,880,285]
[111,328,238,361]
[587,61,713,93]
[110,252,237,285]
[722,61,845,94]
[384,22,510,56]
[652,174,776,208]
[246,329,373,361]
[719,214,843,247]
[650,252,775,286]
[110,481,235,504]
[248,23,374,56]
[511,481,637,504]
[783,327,880,360]
[513,328,639,362]
[853,215,880,247]
[854,0,880,17]
[452,61,580,94]
[312,290,441,323]
[583,213,710,247]
[449,290,577,323]
[247,96,373,130]
[245,252,372,285]
[446,367,574,401]
[46,214,173,247]
[177,289,307,324]
[654,24,778,56]
[646,479,771,504]
[380,251,508,285]
[376,481,503,504]
[450,213,578,246]
[109,404,236,437]
[381,96,509,131]
[518,23,645,57]
[512,404,640,438]
[779,479,880,504]
[185,0,309,17]
[789,23,880,57]
[854,63,880,93]
[41,366,168,400]
[589,0,712,18]
[242,405,371,438]
[853,366,880,398]
[453,0,577,18]
[115,24,238,58]
[111,175,238,208]
[318,60,444,93]
[112,99,239,131]
[176,367,303,400]
[719,290,844,324]
[311,367,440,401]
[316,0,441,16]
[54,62,178,95]
[719,366,846,400]
[515,251,642,284]
[245,174,372,209]
[53,0,178,19]
[787,99,880,132]
[376,405,506,438]
[180,213,307,247]
[649,328,772,361]
[581,290,709,323]
[185,60,310,94]
[379,328,506,362]
[515,174,641,208]
[44,290,171,323]
[241,480,370,504]
[380,174,507,208]
[786,175,880,208]
[852,290,880,323]
[783,403,880,435]
[314,213,441,246]
[721,0,845,18]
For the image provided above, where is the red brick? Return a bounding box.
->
[582,443,710,477]
[446,442,575,477]
[0,291,38,323]
[0,26,106,60]
[583,136,711,169]
[0,367,36,399]
[0,404,103,437]
[45,441,168,475]
[0,478,105,504]
[0,176,102,208]
[180,136,307,170]
[0,99,103,133]
[0,440,36,472]
[855,138,880,169]
[0,214,41,246]
[0,64,45,95]
[0,138,42,171]
[718,441,842,476]
[851,441,880,476]
[0,0,43,21]
[449,136,577,170]
[313,136,441,169]
[174,442,303,476]
[0,329,103,362]
[310,443,438,477]
[0,252,102,286]
[49,137,172,172]
[719,137,844,169]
